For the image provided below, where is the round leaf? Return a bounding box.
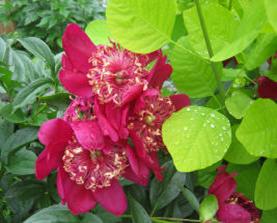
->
[264,0,277,32]
[224,125,258,165]
[106,0,176,53]
[225,90,254,119]
[85,20,111,45]
[236,99,277,158]
[255,159,277,210]
[162,106,231,172]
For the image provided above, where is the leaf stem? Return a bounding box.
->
[121,215,201,222]
[228,0,233,10]
[194,0,225,101]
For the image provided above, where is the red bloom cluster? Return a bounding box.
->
[209,166,260,223]
[36,23,190,215]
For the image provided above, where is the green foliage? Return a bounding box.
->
[199,195,218,222]
[236,99,277,158]
[107,0,177,53]
[85,20,111,45]
[255,159,277,210]
[0,0,104,52]
[162,106,231,172]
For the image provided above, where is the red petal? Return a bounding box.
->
[36,141,67,180]
[57,167,96,214]
[123,166,149,186]
[93,99,119,142]
[149,56,172,89]
[59,69,92,97]
[126,145,139,175]
[62,23,96,73]
[170,94,191,111]
[209,166,237,204]
[217,204,251,223]
[38,118,73,146]
[257,76,277,100]
[121,84,144,106]
[70,120,104,150]
[93,180,127,216]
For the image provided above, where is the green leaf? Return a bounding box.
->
[85,20,111,45]
[225,90,254,119]
[169,37,219,98]
[39,92,70,111]
[212,0,267,61]
[153,172,187,211]
[236,99,277,158]
[106,0,176,53]
[13,78,52,110]
[129,195,152,223]
[243,33,277,70]
[180,187,200,212]
[255,159,277,210]
[183,2,238,58]
[6,148,37,175]
[23,204,79,223]
[81,214,103,223]
[227,162,260,200]
[261,208,277,223]
[1,127,38,164]
[18,37,55,73]
[199,195,218,222]
[162,106,231,172]
[224,125,258,165]
[264,0,277,32]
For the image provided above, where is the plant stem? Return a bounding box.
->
[228,0,233,10]
[194,0,225,102]
[121,214,201,222]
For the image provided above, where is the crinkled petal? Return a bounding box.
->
[93,180,127,216]
[36,141,67,180]
[121,84,144,106]
[94,99,119,142]
[70,120,104,150]
[62,23,96,73]
[217,204,251,223]
[257,76,277,100]
[170,94,190,111]
[126,145,139,175]
[123,166,149,186]
[38,118,73,146]
[59,69,92,97]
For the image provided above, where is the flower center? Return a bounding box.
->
[144,114,156,125]
[62,142,128,191]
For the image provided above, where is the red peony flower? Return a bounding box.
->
[59,23,169,106]
[36,98,148,215]
[209,166,260,223]
[257,76,277,100]
[128,89,190,180]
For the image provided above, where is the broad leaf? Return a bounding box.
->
[1,127,38,163]
[264,0,277,32]
[255,159,277,210]
[212,0,267,61]
[81,214,103,223]
[199,195,218,222]
[13,78,52,110]
[162,106,231,172]
[106,0,176,53]
[236,99,277,158]
[225,90,254,119]
[224,125,258,165]
[243,33,277,70]
[129,195,152,223]
[6,148,37,175]
[18,37,55,73]
[23,204,79,223]
[261,208,277,223]
[85,20,111,45]
[169,37,219,98]
[183,2,238,58]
